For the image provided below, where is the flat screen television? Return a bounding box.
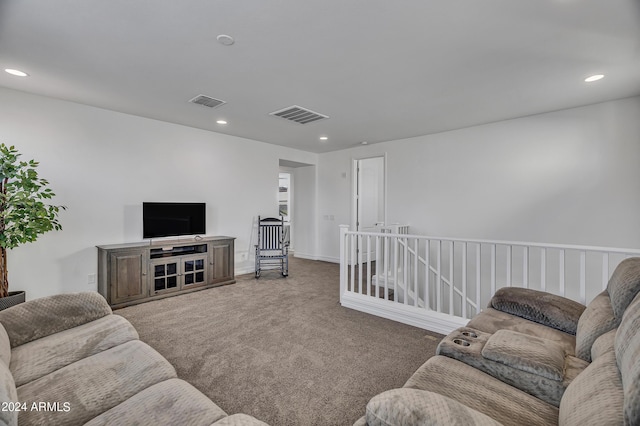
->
[143,202,206,239]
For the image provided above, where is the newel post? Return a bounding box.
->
[339,224,349,303]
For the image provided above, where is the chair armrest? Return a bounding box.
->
[489,287,585,335]
[365,389,502,426]
[0,292,112,347]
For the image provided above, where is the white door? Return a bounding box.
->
[356,156,385,261]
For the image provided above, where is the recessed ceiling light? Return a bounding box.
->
[319,136,328,141]
[361,141,368,145]
[585,74,604,82]
[216,120,227,125]
[4,68,28,77]
[216,35,235,46]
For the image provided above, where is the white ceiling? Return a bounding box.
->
[1,1,639,153]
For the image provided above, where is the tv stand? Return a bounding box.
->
[150,243,208,258]
[97,236,235,308]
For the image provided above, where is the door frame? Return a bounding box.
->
[351,153,387,233]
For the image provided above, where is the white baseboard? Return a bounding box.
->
[294,252,340,263]
[235,265,255,276]
[235,251,338,275]
[340,292,467,335]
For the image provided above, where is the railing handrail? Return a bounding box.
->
[340,227,640,255]
[339,224,640,334]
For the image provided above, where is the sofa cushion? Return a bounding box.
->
[404,356,558,426]
[0,360,18,426]
[16,340,176,425]
[590,328,617,361]
[466,307,576,355]
[558,350,623,426]
[0,292,112,347]
[606,257,640,321]
[490,287,585,334]
[437,327,585,407]
[365,388,502,426]
[84,378,227,426]
[575,291,618,361]
[615,292,640,426]
[482,329,565,381]
[10,315,138,387]
[0,323,10,367]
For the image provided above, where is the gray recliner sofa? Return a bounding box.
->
[0,292,268,426]
[356,257,640,425]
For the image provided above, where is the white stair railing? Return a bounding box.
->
[338,225,640,335]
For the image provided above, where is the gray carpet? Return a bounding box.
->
[116,257,443,426]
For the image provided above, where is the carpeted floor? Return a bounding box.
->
[116,257,443,426]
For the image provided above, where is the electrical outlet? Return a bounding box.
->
[88,273,97,285]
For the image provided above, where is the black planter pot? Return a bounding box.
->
[0,291,26,311]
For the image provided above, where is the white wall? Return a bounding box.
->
[2,86,639,300]
[316,96,640,260]
[0,87,316,299]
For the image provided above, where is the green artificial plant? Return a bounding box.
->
[0,143,65,298]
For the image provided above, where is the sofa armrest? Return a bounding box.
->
[481,329,566,380]
[489,287,585,334]
[0,292,112,347]
[365,389,502,426]
[437,327,574,406]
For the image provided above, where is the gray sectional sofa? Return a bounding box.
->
[356,257,640,426]
[0,292,268,426]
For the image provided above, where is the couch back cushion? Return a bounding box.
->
[0,292,112,347]
[607,257,640,321]
[590,328,617,362]
[0,323,10,366]
[0,360,18,426]
[558,350,624,426]
[575,291,618,361]
[615,292,640,425]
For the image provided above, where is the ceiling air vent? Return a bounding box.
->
[269,105,329,125]
[188,94,226,109]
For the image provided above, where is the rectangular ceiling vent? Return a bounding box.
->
[269,105,329,125]
[188,94,226,109]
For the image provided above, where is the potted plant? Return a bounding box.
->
[0,144,65,310]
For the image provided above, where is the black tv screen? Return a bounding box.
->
[143,202,206,238]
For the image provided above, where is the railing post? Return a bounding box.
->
[540,248,546,291]
[339,225,349,303]
[462,242,467,318]
[602,253,609,290]
[579,251,586,304]
[475,243,481,315]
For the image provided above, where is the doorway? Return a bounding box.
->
[278,172,291,247]
[352,156,386,260]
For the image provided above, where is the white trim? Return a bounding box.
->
[342,230,640,255]
[351,153,388,233]
[235,266,255,275]
[294,252,339,263]
[340,292,467,335]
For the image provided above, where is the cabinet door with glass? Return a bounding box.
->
[150,259,181,295]
[180,254,208,288]
[149,255,209,295]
